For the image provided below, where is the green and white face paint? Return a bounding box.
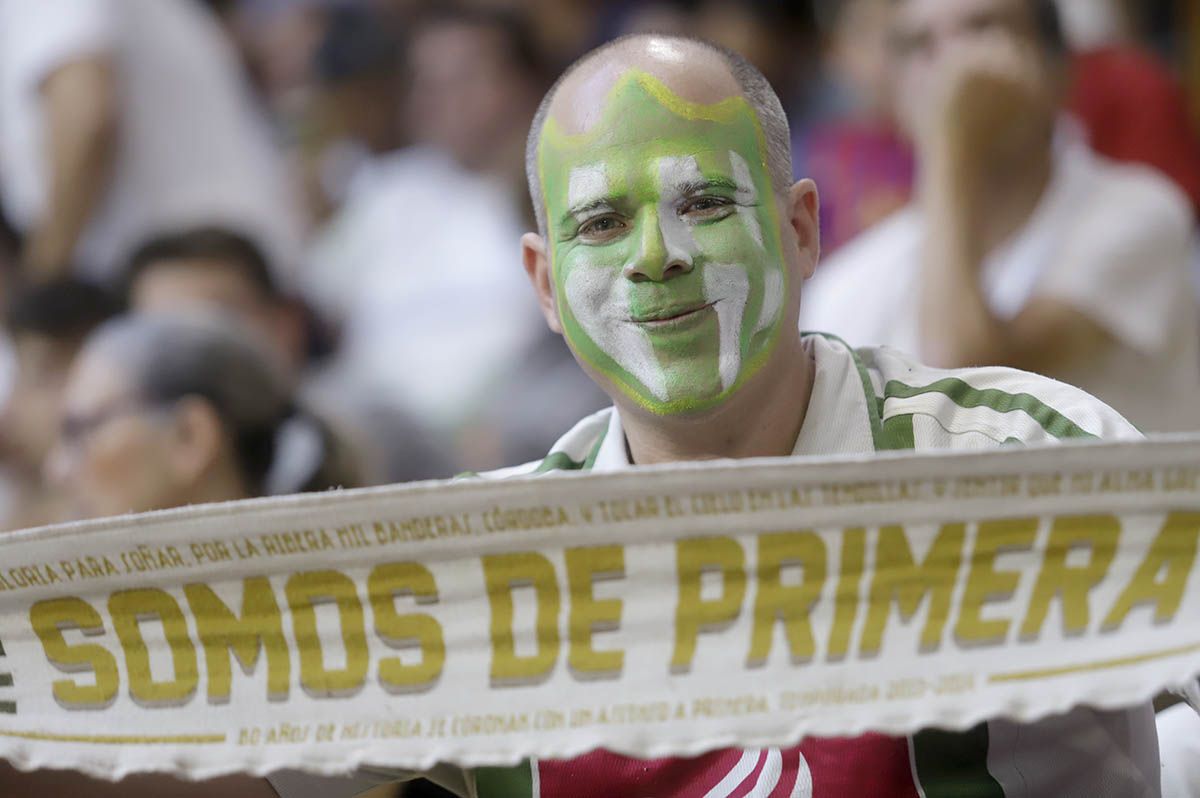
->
[539,70,788,415]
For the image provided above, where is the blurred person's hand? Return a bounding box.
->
[919,33,1056,187]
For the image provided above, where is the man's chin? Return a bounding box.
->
[620,382,736,419]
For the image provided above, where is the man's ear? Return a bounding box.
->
[166,397,225,487]
[786,178,821,280]
[521,232,562,334]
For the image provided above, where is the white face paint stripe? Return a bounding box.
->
[756,268,784,334]
[567,164,609,217]
[619,279,670,399]
[729,150,765,250]
[704,263,750,392]
[564,261,669,401]
[654,156,703,267]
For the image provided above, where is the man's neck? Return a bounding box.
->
[619,334,816,466]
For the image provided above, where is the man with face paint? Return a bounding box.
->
[513,32,1157,798]
[266,32,1161,798]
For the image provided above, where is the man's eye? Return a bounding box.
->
[682,196,733,216]
[579,215,626,238]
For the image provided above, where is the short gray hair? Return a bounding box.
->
[525,34,794,236]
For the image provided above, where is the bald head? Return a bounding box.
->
[526,35,793,234]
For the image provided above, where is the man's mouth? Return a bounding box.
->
[630,302,716,327]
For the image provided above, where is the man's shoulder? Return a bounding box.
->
[475,408,613,480]
[855,343,1142,446]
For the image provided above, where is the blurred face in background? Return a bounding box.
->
[406,18,538,171]
[827,0,898,121]
[890,0,1049,138]
[324,72,403,155]
[130,259,302,373]
[45,349,176,519]
[44,348,224,520]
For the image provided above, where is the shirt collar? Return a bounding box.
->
[590,407,632,472]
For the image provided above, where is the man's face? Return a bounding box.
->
[538,71,787,416]
[891,0,1043,136]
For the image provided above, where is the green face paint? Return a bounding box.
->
[538,70,788,415]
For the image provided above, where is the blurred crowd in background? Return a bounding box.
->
[0,0,1197,535]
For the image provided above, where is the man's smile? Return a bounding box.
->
[630,301,716,328]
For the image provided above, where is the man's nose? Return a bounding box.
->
[624,207,694,283]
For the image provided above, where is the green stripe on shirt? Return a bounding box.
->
[814,334,889,450]
[536,430,607,474]
[879,413,916,451]
[883,378,1096,441]
[534,451,586,473]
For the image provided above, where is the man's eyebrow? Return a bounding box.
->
[565,198,617,220]
[676,176,739,195]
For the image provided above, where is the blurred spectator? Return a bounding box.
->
[125,227,307,372]
[802,0,1200,434]
[214,0,333,111]
[3,314,325,794]
[0,279,122,530]
[404,6,542,180]
[124,226,450,484]
[0,0,302,286]
[301,4,406,223]
[798,0,915,252]
[306,5,603,471]
[44,314,357,521]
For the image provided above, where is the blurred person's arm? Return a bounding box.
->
[916,40,1111,373]
[22,55,118,282]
